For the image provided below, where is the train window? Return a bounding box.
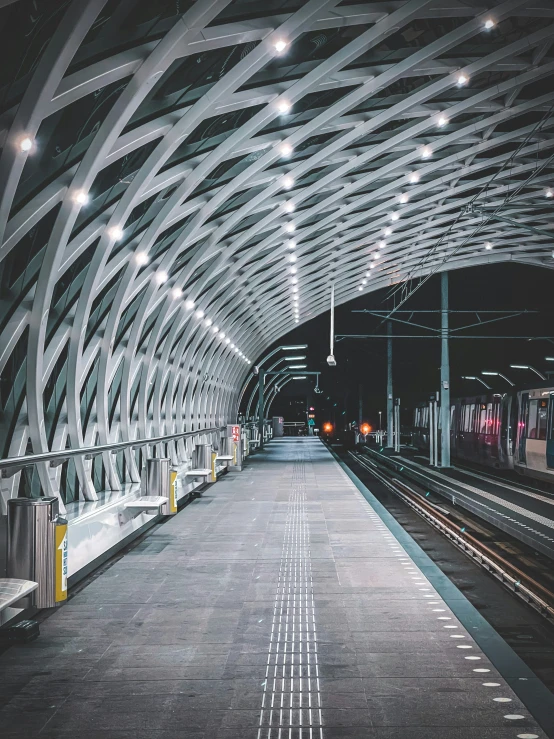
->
[527,399,538,439]
[463,403,475,432]
[537,399,548,441]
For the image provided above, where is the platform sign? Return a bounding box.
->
[55,521,68,603]
[169,470,178,513]
[230,425,240,442]
[308,418,315,426]
[211,451,218,481]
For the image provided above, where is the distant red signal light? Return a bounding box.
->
[323,422,333,433]
[360,423,371,435]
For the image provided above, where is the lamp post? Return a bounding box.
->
[481,371,514,386]
[461,376,492,390]
[509,364,546,380]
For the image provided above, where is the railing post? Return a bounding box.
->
[258,369,265,450]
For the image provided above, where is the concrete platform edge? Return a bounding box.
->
[326,442,554,738]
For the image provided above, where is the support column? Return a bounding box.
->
[440,272,451,467]
[387,320,393,447]
[258,369,265,450]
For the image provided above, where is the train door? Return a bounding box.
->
[525,397,548,473]
[547,393,554,469]
[499,394,515,469]
[517,393,529,466]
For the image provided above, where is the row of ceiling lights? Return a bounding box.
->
[14,17,551,336]
[271,25,500,298]
[138,259,252,364]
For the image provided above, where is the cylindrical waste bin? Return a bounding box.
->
[144,458,178,514]
[7,497,68,609]
[195,443,214,482]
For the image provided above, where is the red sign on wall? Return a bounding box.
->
[231,425,241,442]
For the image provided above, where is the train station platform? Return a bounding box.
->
[1,438,552,738]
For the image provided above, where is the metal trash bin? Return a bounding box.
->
[144,458,178,515]
[7,497,68,609]
[195,443,214,482]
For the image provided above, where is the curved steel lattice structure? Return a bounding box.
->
[1,0,553,509]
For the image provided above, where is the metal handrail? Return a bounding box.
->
[0,426,225,470]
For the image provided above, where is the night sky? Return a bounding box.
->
[258,263,554,431]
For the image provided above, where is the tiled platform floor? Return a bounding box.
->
[0,438,547,738]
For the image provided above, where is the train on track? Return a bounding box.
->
[412,383,554,483]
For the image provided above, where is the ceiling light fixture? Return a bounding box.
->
[457,73,468,86]
[109,227,124,241]
[279,141,293,157]
[277,99,291,115]
[274,39,288,54]
[19,136,33,152]
[74,190,90,205]
[409,172,420,184]
[135,251,149,266]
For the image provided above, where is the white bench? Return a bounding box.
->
[124,495,168,513]
[216,455,233,461]
[185,468,212,477]
[0,578,38,611]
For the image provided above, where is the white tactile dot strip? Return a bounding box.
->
[258,454,323,738]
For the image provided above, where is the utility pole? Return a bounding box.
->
[440,272,451,467]
[258,368,265,450]
[387,320,393,447]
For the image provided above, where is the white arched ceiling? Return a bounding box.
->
[0,0,553,505]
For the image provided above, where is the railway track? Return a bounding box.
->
[349,448,554,625]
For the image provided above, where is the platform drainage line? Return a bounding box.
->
[258,453,322,739]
